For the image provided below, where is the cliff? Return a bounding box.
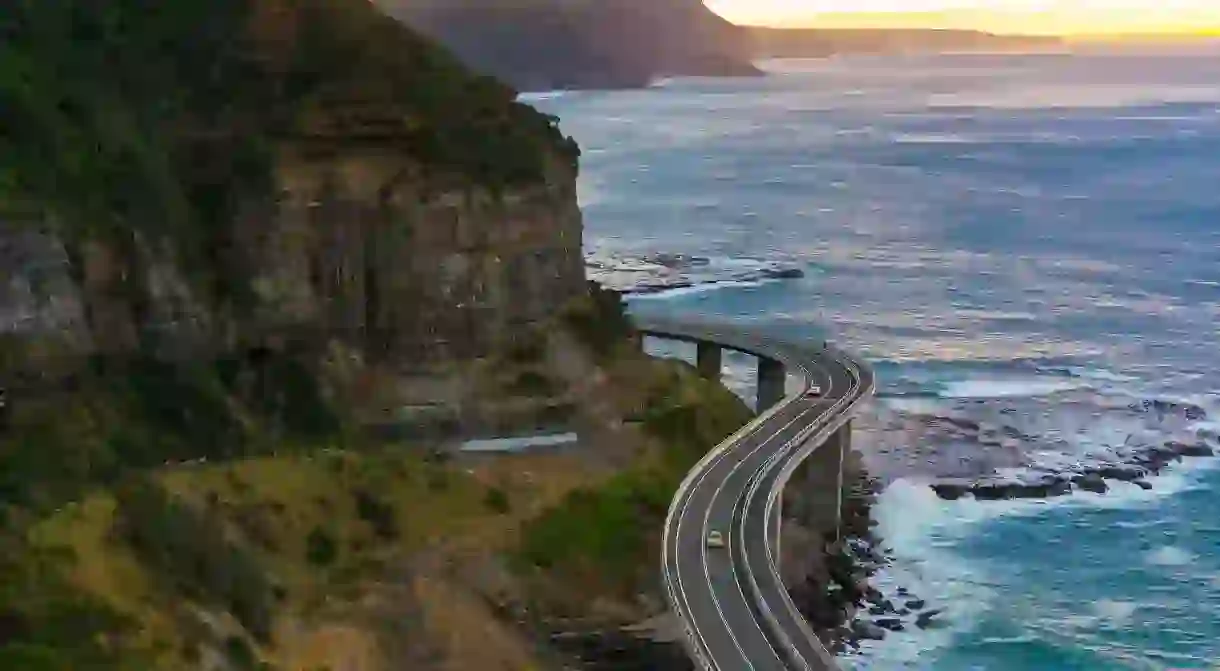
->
[1,0,584,377]
[0,3,766,669]
[749,28,1065,58]
[377,0,761,91]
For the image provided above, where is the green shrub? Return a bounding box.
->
[223,635,257,670]
[352,489,397,540]
[562,282,635,359]
[0,534,136,670]
[483,487,510,514]
[505,338,545,364]
[514,368,752,593]
[213,352,339,440]
[305,527,338,567]
[115,479,274,641]
[509,371,555,396]
[425,467,449,492]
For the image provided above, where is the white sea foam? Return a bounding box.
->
[626,279,770,301]
[515,90,569,103]
[850,457,1220,668]
[891,132,978,144]
[1063,366,1138,383]
[843,480,1005,668]
[1091,599,1139,627]
[1145,545,1197,567]
[939,377,1092,399]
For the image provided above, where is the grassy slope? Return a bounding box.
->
[0,2,747,665]
[27,452,518,669]
[513,362,751,616]
[17,325,752,669]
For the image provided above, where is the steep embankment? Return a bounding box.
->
[749,27,1065,58]
[0,2,753,669]
[1,0,583,372]
[0,0,587,519]
[18,301,750,670]
[378,0,761,91]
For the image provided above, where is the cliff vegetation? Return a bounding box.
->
[5,292,752,670]
[0,1,754,668]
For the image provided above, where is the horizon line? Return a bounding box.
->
[713,9,1220,39]
[733,23,1220,40]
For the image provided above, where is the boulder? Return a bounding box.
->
[1169,441,1214,458]
[1073,473,1108,494]
[851,621,886,641]
[970,482,1015,500]
[915,609,945,630]
[875,618,905,632]
[930,480,972,500]
[1094,465,1145,482]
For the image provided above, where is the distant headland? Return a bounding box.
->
[376,1,1067,92]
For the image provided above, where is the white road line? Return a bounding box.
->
[701,359,831,668]
[643,317,872,671]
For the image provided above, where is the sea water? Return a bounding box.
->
[534,49,1220,670]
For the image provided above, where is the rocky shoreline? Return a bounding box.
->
[788,473,947,655]
[818,391,1217,653]
[931,435,1214,501]
[585,252,806,297]
[541,394,1218,663]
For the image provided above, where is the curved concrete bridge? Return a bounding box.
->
[635,316,876,671]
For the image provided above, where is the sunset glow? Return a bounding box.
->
[705,1,1220,36]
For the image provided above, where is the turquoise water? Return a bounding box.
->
[534,50,1220,670]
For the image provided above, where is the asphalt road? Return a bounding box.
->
[637,317,873,671]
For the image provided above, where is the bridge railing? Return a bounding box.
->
[643,316,812,670]
[743,345,875,670]
[641,315,875,671]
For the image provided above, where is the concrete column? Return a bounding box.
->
[832,422,850,543]
[696,341,722,380]
[627,330,643,351]
[800,421,850,543]
[757,357,786,412]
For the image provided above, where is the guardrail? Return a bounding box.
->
[738,355,860,670]
[639,316,873,671]
[743,345,874,670]
[642,318,813,670]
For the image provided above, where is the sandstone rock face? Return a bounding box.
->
[1,0,585,387]
[0,221,89,348]
[0,154,584,376]
[241,148,584,368]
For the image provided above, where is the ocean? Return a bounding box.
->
[529,50,1220,670]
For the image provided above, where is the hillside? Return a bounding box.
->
[1,0,587,402]
[749,27,1066,58]
[0,1,760,669]
[377,0,761,91]
[10,302,751,669]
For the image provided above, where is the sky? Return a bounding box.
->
[704,0,1220,35]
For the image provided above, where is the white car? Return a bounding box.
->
[804,385,823,398]
[706,530,725,548]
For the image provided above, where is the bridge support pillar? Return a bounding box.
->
[627,330,643,351]
[696,341,722,380]
[799,420,851,544]
[757,358,786,412]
